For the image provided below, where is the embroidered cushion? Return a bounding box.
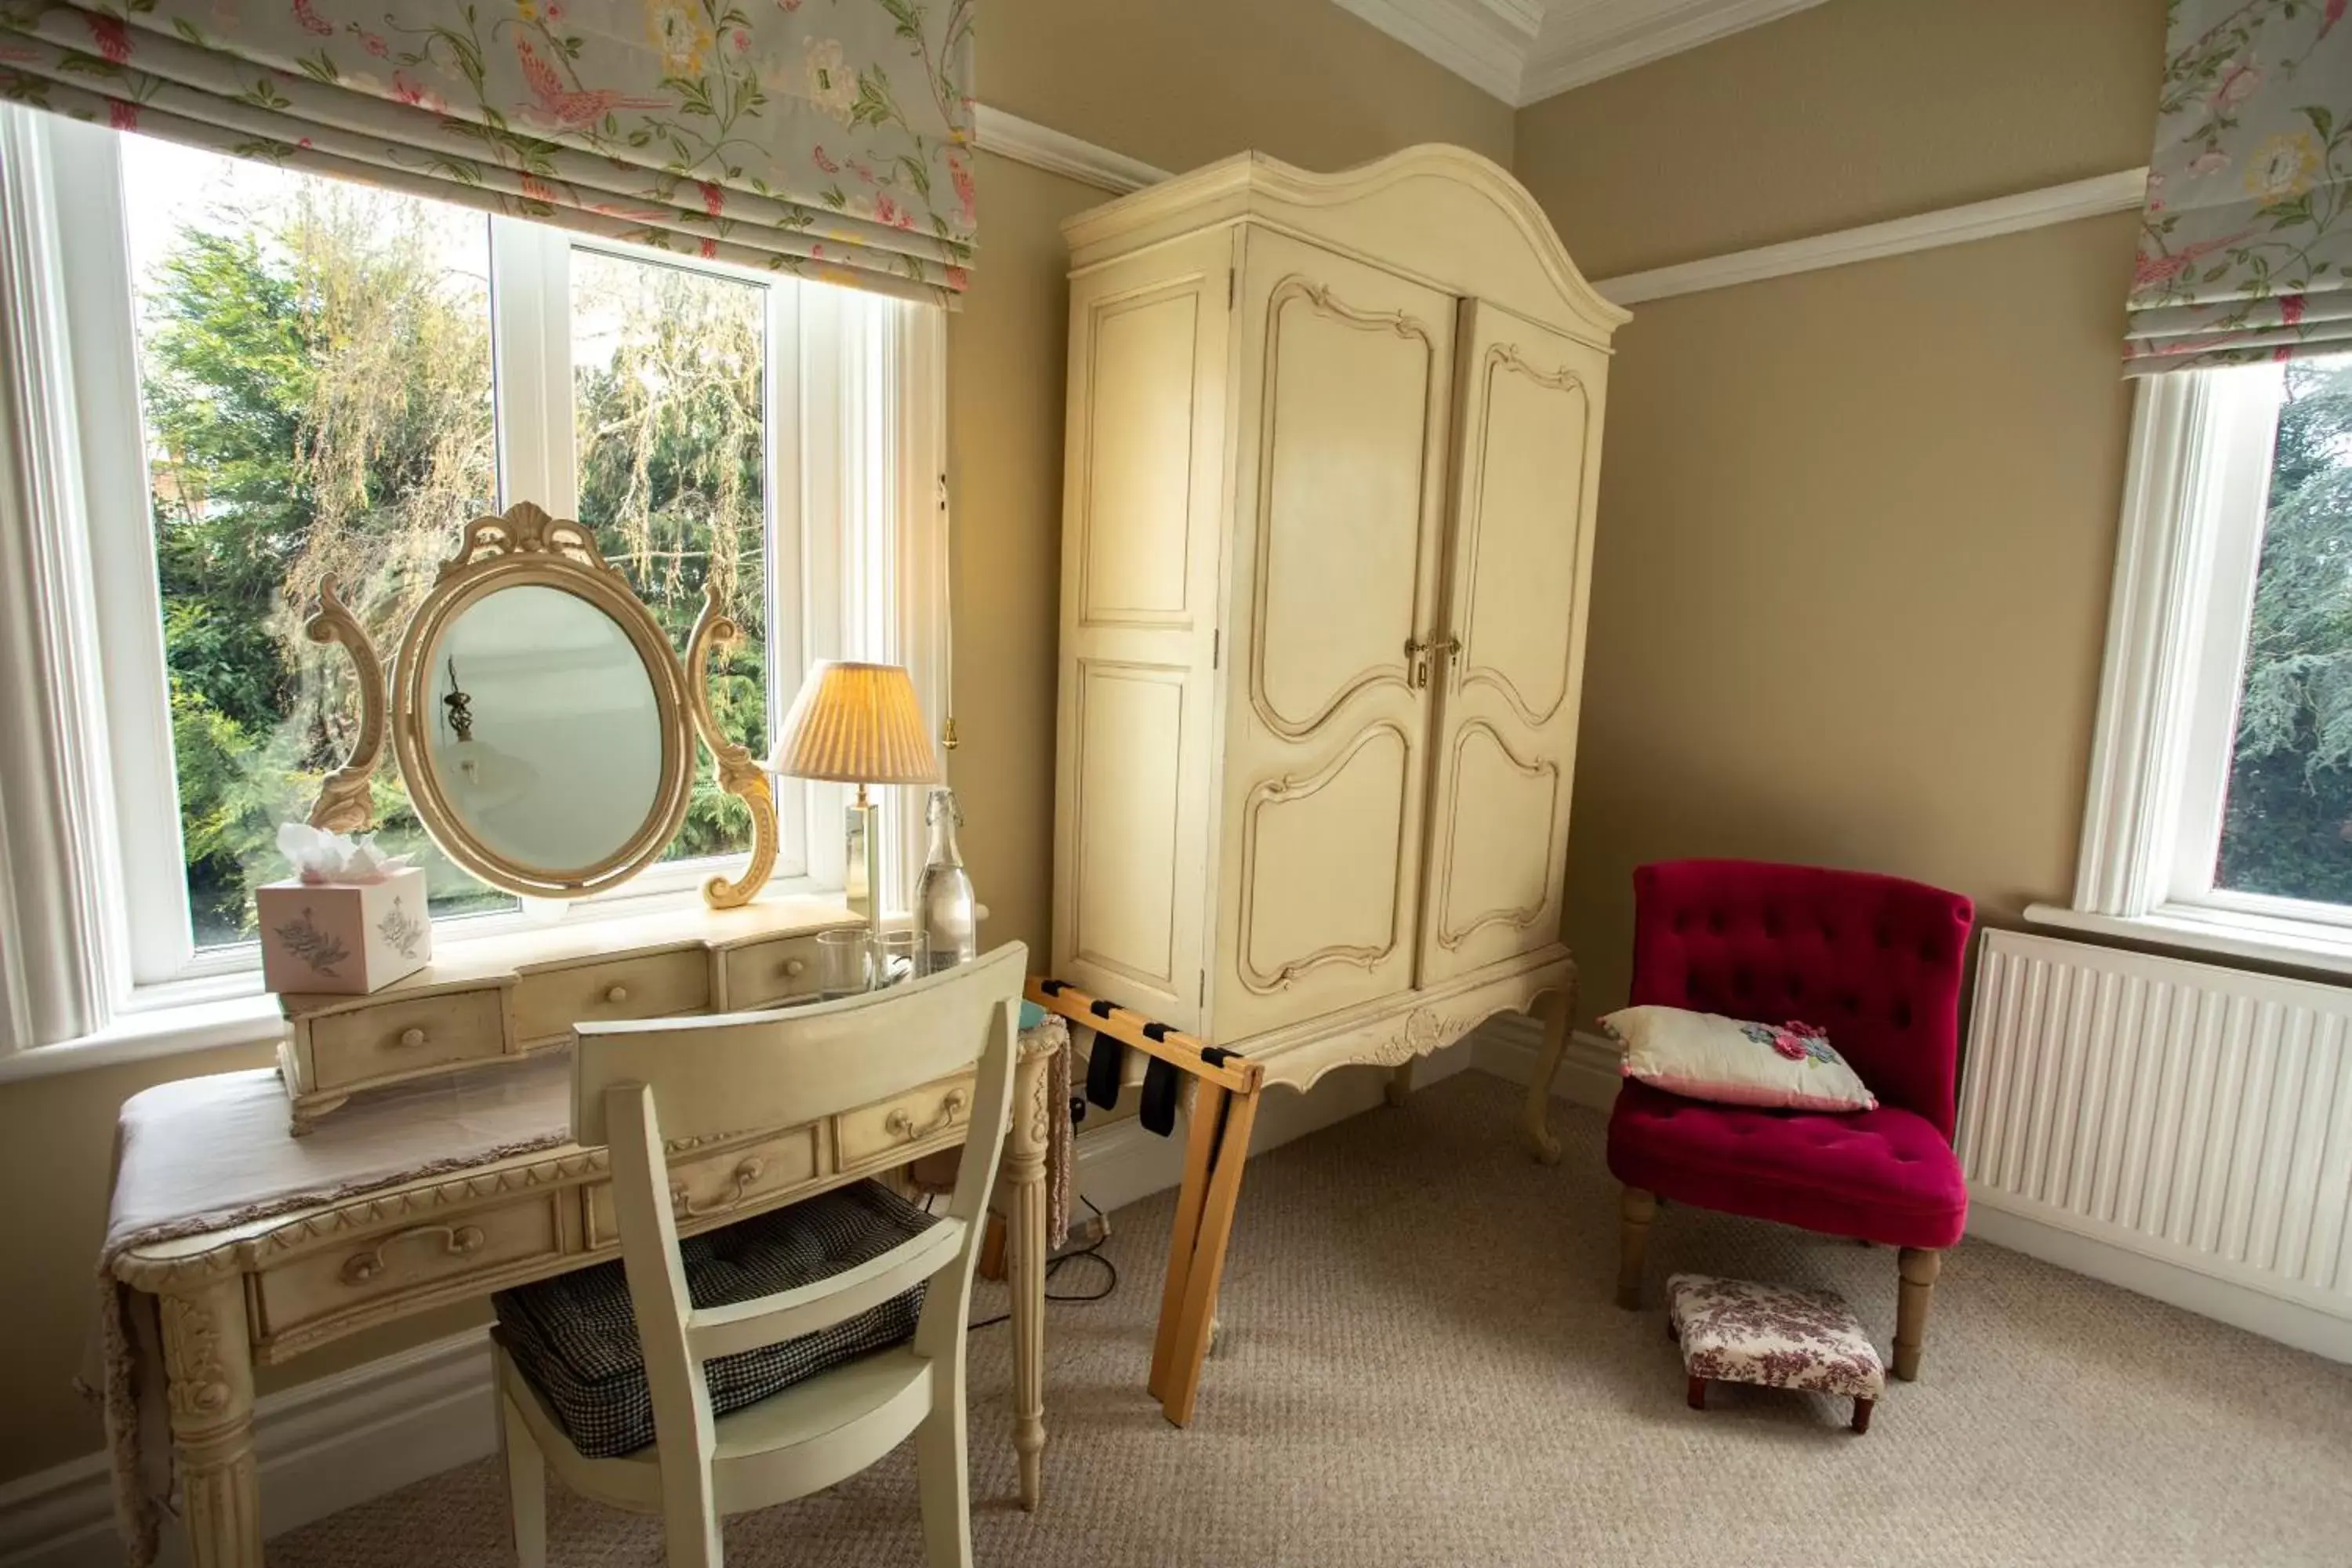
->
[1602,1003,1878,1112]
[1668,1272,1886,1402]
[493,1180,934,1459]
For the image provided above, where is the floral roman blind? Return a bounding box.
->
[2127,0,2350,373]
[0,0,976,304]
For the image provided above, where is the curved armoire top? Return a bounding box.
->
[1061,142,1630,350]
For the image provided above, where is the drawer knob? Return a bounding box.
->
[604,984,629,1004]
[884,1088,971,1143]
[397,1026,427,1049]
[784,959,806,978]
[339,1223,485,1287]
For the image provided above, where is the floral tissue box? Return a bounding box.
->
[257,866,432,996]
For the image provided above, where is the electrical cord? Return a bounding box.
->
[966,1193,1116,1330]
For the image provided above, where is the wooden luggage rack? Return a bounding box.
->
[1025,977,1265,1427]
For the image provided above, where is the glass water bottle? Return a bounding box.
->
[915,786,978,974]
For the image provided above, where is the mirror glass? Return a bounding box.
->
[423,584,663,876]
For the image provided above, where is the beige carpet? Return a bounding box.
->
[269,1072,2352,1567]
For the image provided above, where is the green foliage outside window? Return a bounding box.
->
[138,172,771,949]
[2217,354,2352,904]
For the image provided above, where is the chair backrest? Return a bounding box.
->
[572,941,1025,1497]
[1628,861,1973,1136]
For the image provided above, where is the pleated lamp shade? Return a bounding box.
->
[766,660,940,786]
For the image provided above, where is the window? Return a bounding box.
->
[2054,351,2352,967]
[2211,358,2352,907]
[119,136,507,947]
[0,104,946,1042]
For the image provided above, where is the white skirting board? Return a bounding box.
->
[0,1039,1479,1567]
[1471,1014,1624,1111]
[0,1327,495,1568]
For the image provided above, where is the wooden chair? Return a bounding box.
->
[493,943,1027,1568]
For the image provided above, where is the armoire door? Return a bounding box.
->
[1051,229,1236,1032]
[1417,299,1608,986]
[1213,230,1457,1042]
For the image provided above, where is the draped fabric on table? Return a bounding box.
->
[2126,0,2352,372]
[0,0,976,304]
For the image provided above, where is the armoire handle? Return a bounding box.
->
[1434,633,1461,684]
[1403,636,1430,690]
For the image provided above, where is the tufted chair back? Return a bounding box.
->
[1627,859,1974,1138]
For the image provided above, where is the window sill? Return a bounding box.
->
[2023,901,2352,982]
[0,877,849,1087]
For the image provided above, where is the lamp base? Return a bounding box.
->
[844,795,884,933]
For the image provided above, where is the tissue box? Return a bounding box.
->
[257,868,432,996]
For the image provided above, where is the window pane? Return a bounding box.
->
[2216,351,2352,905]
[570,249,769,866]
[122,136,514,950]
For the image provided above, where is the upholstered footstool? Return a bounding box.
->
[1668,1272,1885,1433]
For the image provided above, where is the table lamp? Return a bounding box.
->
[767,660,941,933]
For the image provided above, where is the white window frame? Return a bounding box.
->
[2034,362,2352,974]
[0,105,948,1051]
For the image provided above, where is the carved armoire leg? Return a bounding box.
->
[1617,1185,1656,1310]
[1384,1058,1415,1107]
[1004,1038,1052,1510]
[160,1275,262,1568]
[1522,985,1573,1164]
[1893,1247,1942,1381]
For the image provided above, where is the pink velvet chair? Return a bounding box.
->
[1606,858,1973,1381]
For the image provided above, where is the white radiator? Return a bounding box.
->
[1958,930,2352,1348]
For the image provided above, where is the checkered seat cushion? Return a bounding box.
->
[493,1180,938,1459]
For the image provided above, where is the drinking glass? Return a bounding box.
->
[877,929,927,989]
[815,927,877,1000]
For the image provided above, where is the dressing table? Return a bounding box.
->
[97,505,1057,1568]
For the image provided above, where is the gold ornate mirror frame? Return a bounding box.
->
[303,501,777,908]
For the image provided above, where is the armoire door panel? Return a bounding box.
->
[1238,721,1412,994]
[1080,286,1204,628]
[1051,231,1235,1030]
[1217,230,1456,1042]
[1070,660,1188,991]
[1420,300,1608,986]
[1461,352,1589,725]
[1253,278,1437,735]
[1436,720,1560,950]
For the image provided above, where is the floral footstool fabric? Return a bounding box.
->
[1667,1272,1885,1433]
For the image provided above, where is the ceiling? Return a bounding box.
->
[1332,0,1826,106]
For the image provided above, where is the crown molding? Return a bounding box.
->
[1591,166,2149,306]
[1329,0,1830,105]
[969,106,2143,314]
[1519,0,1828,101]
[1330,0,1541,101]
[971,106,1171,195]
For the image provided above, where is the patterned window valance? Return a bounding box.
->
[0,0,975,305]
[2126,0,2350,374]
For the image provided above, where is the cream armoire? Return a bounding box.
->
[1051,144,1626,1152]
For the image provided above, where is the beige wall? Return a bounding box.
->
[1515,0,2161,279]
[1516,0,2162,1020]
[0,0,1514,1490]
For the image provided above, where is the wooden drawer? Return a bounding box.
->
[307,986,507,1092]
[512,948,710,1046]
[255,1195,564,1340]
[718,934,831,1010]
[585,1125,822,1247]
[837,1072,978,1167]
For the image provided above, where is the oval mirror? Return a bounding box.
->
[426,584,662,875]
[390,506,694,899]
